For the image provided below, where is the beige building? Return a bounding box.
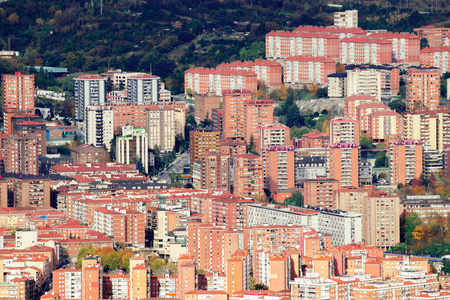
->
[347,68,381,101]
[334,10,358,28]
[328,73,347,98]
[194,93,220,123]
[192,153,231,191]
[404,108,450,152]
[366,190,400,249]
[330,118,360,145]
[145,105,185,152]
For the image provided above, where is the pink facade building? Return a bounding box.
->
[339,38,392,65]
[367,32,421,62]
[216,60,282,87]
[420,46,450,74]
[367,110,403,142]
[184,68,257,96]
[266,31,340,60]
[283,56,336,84]
[294,26,367,39]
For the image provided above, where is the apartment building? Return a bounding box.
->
[259,123,291,154]
[420,46,450,74]
[339,38,392,65]
[53,267,82,299]
[227,251,250,295]
[294,155,327,188]
[403,109,441,151]
[388,140,423,185]
[4,134,40,175]
[211,108,223,135]
[74,75,107,121]
[220,137,246,157]
[223,89,252,139]
[301,131,329,148]
[127,74,160,104]
[85,106,114,151]
[327,73,347,98]
[145,105,185,152]
[334,10,358,28]
[192,153,231,191]
[194,93,220,123]
[116,126,149,173]
[346,68,382,100]
[303,177,340,208]
[216,60,282,87]
[70,145,108,164]
[402,195,450,218]
[328,143,360,188]
[12,120,46,156]
[265,31,340,60]
[368,32,421,62]
[2,72,35,134]
[265,145,295,192]
[422,144,443,178]
[367,110,403,141]
[355,102,390,132]
[111,104,166,134]
[330,118,360,145]
[12,176,51,207]
[184,68,258,96]
[366,190,400,249]
[233,154,264,199]
[346,65,400,95]
[406,68,440,111]
[414,26,450,47]
[243,99,274,142]
[189,129,221,174]
[102,271,129,300]
[283,56,336,84]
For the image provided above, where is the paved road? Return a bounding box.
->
[158,151,190,182]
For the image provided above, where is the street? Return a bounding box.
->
[158,151,190,182]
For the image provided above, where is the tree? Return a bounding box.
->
[150,258,166,273]
[336,63,345,73]
[442,258,450,275]
[256,81,268,99]
[405,212,422,245]
[279,85,288,101]
[420,38,429,49]
[412,223,433,242]
[388,99,406,114]
[106,77,113,93]
[360,132,375,150]
[7,13,19,26]
[374,151,388,168]
[290,126,310,139]
[284,191,304,207]
[254,193,268,203]
[104,251,121,271]
[76,244,95,268]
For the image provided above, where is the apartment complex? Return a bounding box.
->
[265,145,295,192]
[294,25,366,38]
[388,140,423,185]
[330,118,360,145]
[301,131,329,148]
[304,177,340,208]
[145,105,185,152]
[334,10,358,28]
[355,102,390,132]
[344,95,379,120]
[345,65,400,95]
[116,126,149,173]
[194,93,220,123]
[4,134,40,174]
[85,106,114,151]
[184,68,258,96]
[127,74,160,104]
[406,68,440,111]
[1,72,35,134]
[223,89,252,139]
[74,75,107,121]
[367,110,403,141]
[243,99,274,142]
[189,129,221,174]
[367,32,421,62]
[339,38,392,65]
[414,26,450,47]
[420,46,450,74]
[216,60,282,87]
[70,145,108,164]
[265,31,340,60]
[328,143,360,188]
[346,68,382,100]
[233,154,264,199]
[211,108,223,135]
[283,56,336,84]
[192,153,231,191]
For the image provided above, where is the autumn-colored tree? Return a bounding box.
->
[35,58,44,66]
[434,186,446,198]
[256,80,268,99]
[254,193,268,204]
[311,85,318,97]
[412,224,433,241]
[7,13,19,26]
[336,63,345,73]
[279,84,288,101]
[411,185,426,195]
